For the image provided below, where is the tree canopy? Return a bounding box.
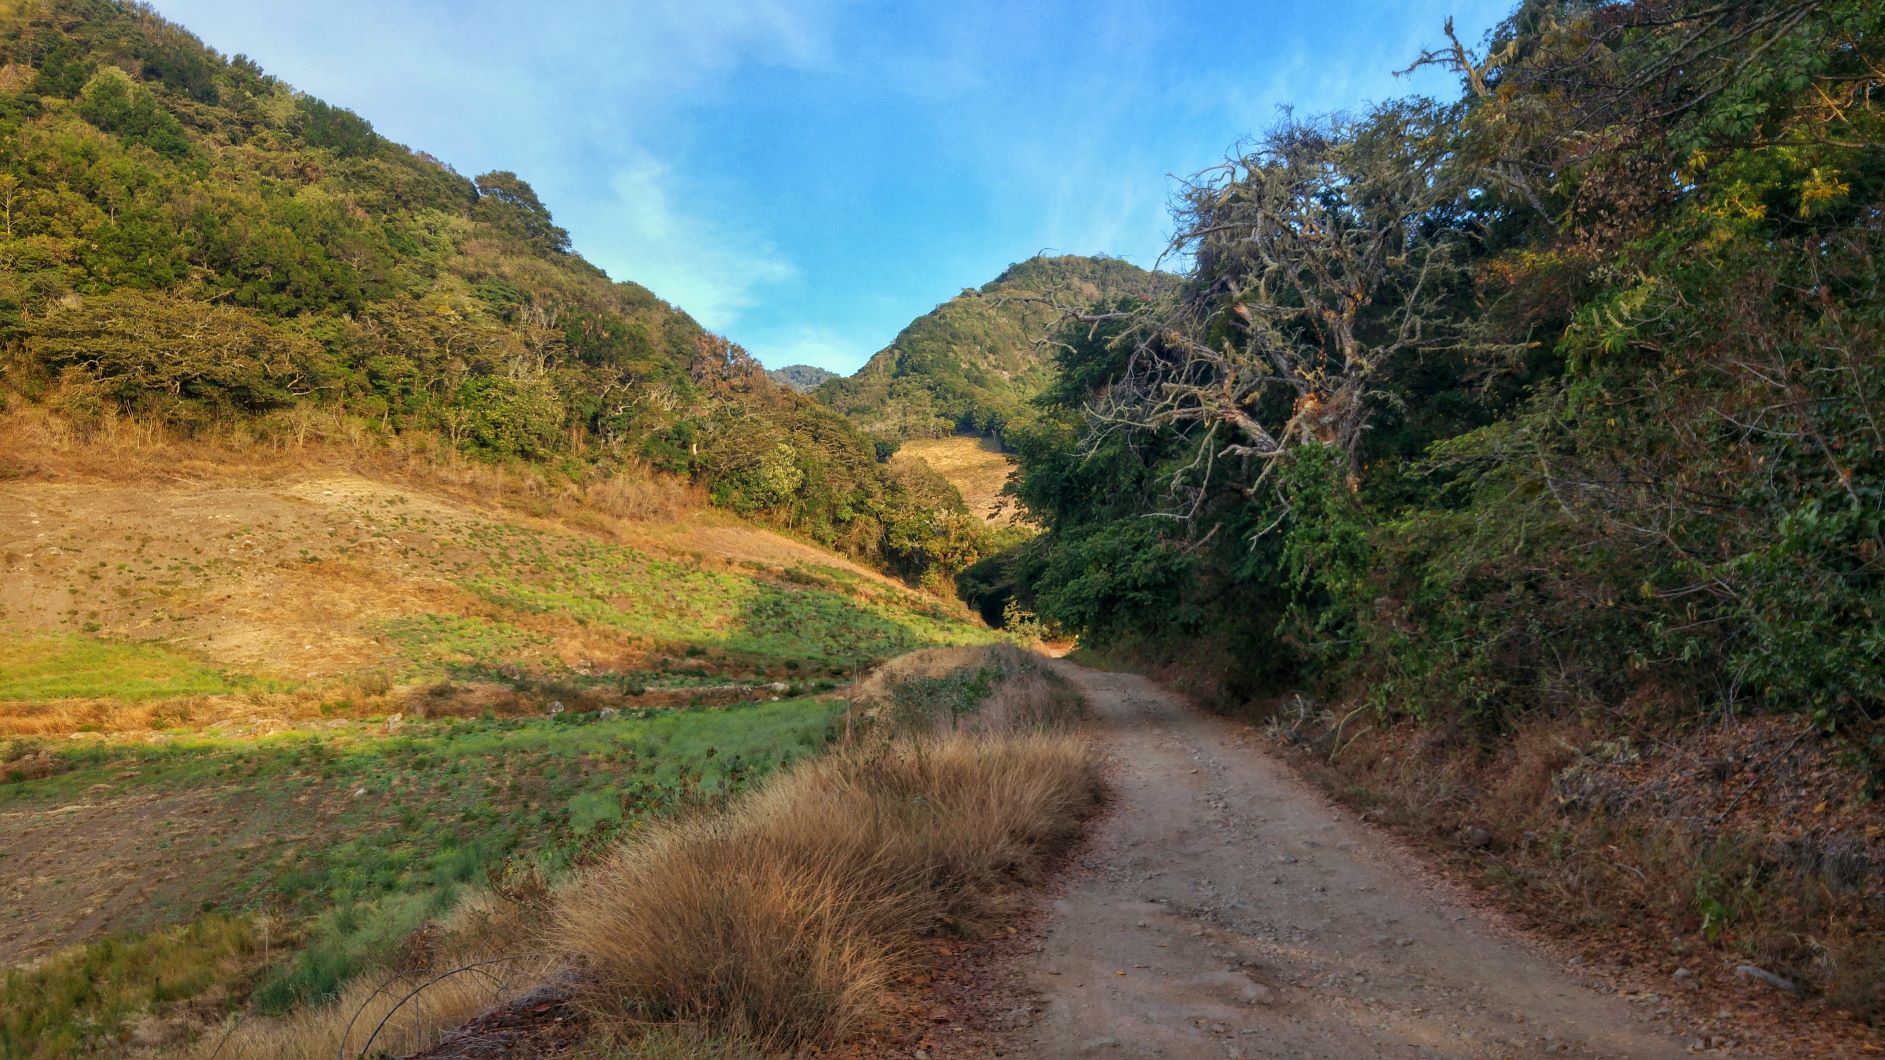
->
[993,0,1885,734]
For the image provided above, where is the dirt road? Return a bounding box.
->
[1009,663,1692,1059]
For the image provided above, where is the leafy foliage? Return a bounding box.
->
[766,363,837,392]
[1007,0,1885,735]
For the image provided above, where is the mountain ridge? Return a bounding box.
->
[766,363,838,392]
[817,254,1173,440]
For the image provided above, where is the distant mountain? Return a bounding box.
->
[818,255,1173,439]
[768,364,839,392]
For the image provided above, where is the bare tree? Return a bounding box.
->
[1084,103,1468,499]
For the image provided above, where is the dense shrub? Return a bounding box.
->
[1004,0,1885,734]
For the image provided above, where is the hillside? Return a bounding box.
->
[892,434,1022,526]
[0,7,1014,1052]
[0,419,1000,1050]
[817,254,1171,439]
[0,0,985,588]
[765,363,837,391]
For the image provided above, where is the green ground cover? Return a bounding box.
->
[429,518,994,670]
[0,633,248,704]
[0,697,842,1054]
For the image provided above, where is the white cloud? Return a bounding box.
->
[577,152,796,332]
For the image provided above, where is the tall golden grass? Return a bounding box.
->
[843,641,1083,739]
[0,404,700,523]
[553,645,1098,1051]
[183,892,549,1060]
[556,729,1098,1050]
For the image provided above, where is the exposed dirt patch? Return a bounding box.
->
[0,776,345,963]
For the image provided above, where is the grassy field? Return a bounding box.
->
[0,634,251,705]
[0,698,842,1057]
[1,472,995,735]
[0,459,1003,1056]
[181,643,1096,1058]
[893,435,1024,526]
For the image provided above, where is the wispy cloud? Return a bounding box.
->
[583,151,797,332]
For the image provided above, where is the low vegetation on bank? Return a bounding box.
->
[158,644,1097,1058]
[0,697,842,1057]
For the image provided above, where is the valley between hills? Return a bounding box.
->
[2,1,1882,1058]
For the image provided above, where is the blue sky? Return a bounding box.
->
[149,0,1513,374]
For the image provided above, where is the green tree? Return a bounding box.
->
[473,171,571,255]
[75,67,190,159]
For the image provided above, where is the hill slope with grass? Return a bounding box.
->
[0,421,995,738]
[0,421,1001,1056]
[817,254,1172,439]
[0,0,983,586]
[892,434,1023,526]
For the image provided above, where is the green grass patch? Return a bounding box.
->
[0,698,843,1043]
[376,614,551,668]
[363,519,994,684]
[0,633,245,703]
[0,914,263,1060]
[452,523,992,669]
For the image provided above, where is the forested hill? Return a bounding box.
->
[767,364,838,391]
[817,254,1172,439]
[0,0,985,585]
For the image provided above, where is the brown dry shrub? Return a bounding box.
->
[1279,708,1885,1025]
[556,729,1100,1050]
[845,642,1083,740]
[186,892,548,1059]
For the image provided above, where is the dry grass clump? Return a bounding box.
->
[0,404,699,524]
[187,962,539,1060]
[845,641,1083,739]
[184,892,550,1060]
[555,650,1099,1051]
[1279,707,1885,1026]
[969,667,1080,736]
